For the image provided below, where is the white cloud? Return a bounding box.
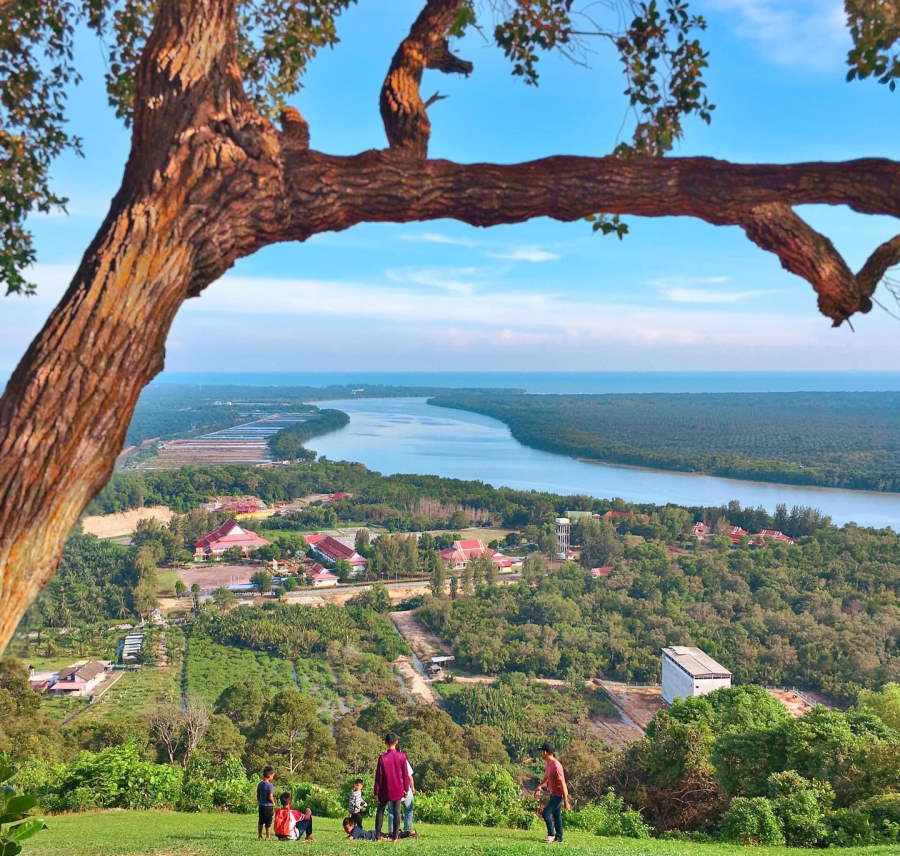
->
[487,246,560,263]
[702,0,848,71]
[647,275,730,289]
[386,266,483,295]
[399,232,479,248]
[661,287,779,304]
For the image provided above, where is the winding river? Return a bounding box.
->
[306,397,900,529]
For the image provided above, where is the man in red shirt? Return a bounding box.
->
[534,742,571,843]
[374,732,411,841]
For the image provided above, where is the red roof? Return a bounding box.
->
[727,525,748,544]
[329,492,350,500]
[305,533,326,545]
[757,529,795,544]
[309,568,339,582]
[312,536,367,566]
[590,566,614,578]
[195,519,270,553]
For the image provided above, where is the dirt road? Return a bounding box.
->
[82,506,173,538]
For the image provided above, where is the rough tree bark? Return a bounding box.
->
[1,0,899,650]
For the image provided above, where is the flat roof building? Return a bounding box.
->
[661,645,732,704]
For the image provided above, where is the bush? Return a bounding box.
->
[293,783,343,818]
[178,756,254,814]
[35,744,182,812]
[852,793,900,843]
[415,766,534,829]
[567,791,651,838]
[826,809,877,846]
[720,797,785,845]
[766,770,832,847]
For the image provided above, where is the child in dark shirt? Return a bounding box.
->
[343,816,378,840]
[256,766,276,840]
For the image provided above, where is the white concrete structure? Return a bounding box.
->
[555,517,570,559]
[661,646,732,704]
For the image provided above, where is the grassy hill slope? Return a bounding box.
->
[27,812,898,856]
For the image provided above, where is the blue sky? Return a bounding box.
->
[4,0,900,374]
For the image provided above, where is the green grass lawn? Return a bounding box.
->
[26,811,897,856]
[156,569,182,597]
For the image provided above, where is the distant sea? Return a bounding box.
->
[157,371,900,394]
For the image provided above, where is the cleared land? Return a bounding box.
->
[142,413,312,468]
[81,505,173,538]
[29,810,896,856]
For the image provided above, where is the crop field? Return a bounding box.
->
[78,664,182,722]
[183,636,295,706]
[27,811,897,856]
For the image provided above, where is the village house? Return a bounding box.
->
[755,529,796,545]
[306,564,340,587]
[194,519,270,560]
[438,539,516,570]
[661,646,732,704]
[48,660,110,696]
[306,534,368,576]
[590,566,615,579]
[691,520,794,546]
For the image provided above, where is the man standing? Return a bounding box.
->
[534,743,571,844]
[374,732,410,841]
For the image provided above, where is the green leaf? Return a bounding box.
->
[6,818,47,842]
[0,839,22,856]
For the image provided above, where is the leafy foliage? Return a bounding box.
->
[0,755,45,856]
[846,0,900,90]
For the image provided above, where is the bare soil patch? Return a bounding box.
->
[179,563,255,592]
[596,680,667,730]
[82,506,173,538]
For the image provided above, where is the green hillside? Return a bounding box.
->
[25,812,898,856]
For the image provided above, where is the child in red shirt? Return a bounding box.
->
[274,793,315,841]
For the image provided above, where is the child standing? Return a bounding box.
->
[348,778,367,829]
[256,766,276,840]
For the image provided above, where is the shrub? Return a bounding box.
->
[293,783,343,818]
[852,793,900,843]
[720,797,785,845]
[826,809,877,846]
[178,756,254,814]
[42,744,182,812]
[415,766,534,829]
[567,791,651,838]
[766,770,832,847]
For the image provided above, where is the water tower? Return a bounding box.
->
[555,517,570,560]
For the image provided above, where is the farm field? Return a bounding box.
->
[27,811,897,856]
[183,636,295,706]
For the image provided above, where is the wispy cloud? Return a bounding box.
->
[386,266,483,295]
[647,275,730,289]
[702,0,848,71]
[648,274,776,303]
[487,245,560,263]
[399,232,479,248]
[661,287,779,304]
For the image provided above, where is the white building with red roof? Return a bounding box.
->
[691,521,709,539]
[438,539,515,570]
[590,566,615,578]
[308,535,368,576]
[194,519,270,560]
[755,529,795,545]
[307,565,340,587]
[49,660,109,696]
[727,525,748,544]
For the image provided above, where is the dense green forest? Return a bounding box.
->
[419,523,900,699]
[428,391,900,492]
[267,408,349,460]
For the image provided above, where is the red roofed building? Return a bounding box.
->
[438,539,516,571]
[727,525,748,545]
[49,660,109,696]
[755,529,795,545]
[307,565,339,587]
[590,566,615,578]
[194,519,270,560]
[309,535,367,575]
[691,522,709,539]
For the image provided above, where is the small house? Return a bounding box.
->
[661,646,731,704]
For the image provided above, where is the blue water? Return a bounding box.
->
[157,371,900,394]
[306,398,900,530]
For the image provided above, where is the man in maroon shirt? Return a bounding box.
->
[374,732,411,841]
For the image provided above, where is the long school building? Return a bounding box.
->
[661,645,732,704]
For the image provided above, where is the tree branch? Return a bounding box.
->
[379,0,473,157]
[282,149,900,324]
